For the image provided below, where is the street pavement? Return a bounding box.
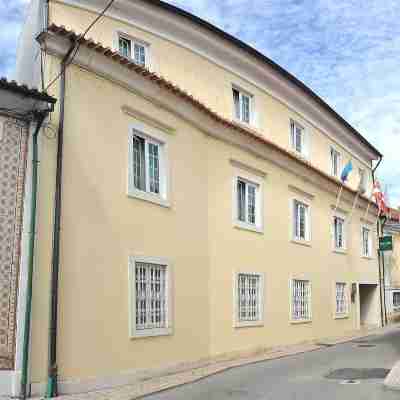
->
[141,328,400,400]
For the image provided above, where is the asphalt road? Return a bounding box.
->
[142,328,400,400]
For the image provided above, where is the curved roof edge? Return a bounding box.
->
[144,0,382,159]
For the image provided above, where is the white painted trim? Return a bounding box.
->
[127,120,171,208]
[233,271,265,328]
[289,196,312,244]
[51,1,379,166]
[289,119,309,160]
[332,209,347,253]
[232,166,264,234]
[128,255,173,339]
[329,146,341,179]
[360,224,373,259]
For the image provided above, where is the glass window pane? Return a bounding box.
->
[134,43,146,66]
[148,143,160,194]
[119,37,131,58]
[237,179,246,222]
[133,134,146,191]
[241,94,250,123]
[233,89,240,119]
[247,184,256,224]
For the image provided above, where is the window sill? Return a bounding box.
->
[234,221,263,234]
[128,189,170,208]
[333,248,347,255]
[290,319,312,325]
[361,255,374,260]
[334,314,349,320]
[234,320,264,328]
[130,327,173,339]
[291,239,311,247]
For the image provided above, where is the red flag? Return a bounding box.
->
[372,181,388,215]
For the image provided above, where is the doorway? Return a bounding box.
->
[359,284,380,328]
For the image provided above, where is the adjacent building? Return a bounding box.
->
[15,0,383,396]
[0,78,55,396]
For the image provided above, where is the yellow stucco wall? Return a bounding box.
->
[30,54,379,387]
[48,1,374,192]
[27,1,381,391]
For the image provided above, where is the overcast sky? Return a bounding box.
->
[2,0,400,206]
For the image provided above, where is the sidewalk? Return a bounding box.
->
[32,323,400,400]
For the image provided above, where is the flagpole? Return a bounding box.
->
[363,198,372,222]
[333,185,344,214]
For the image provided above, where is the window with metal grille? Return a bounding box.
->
[291,279,311,321]
[135,261,167,331]
[237,178,258,225]
[335,282,347,315]
[333,216,345,249]
[293,200,309,241]
[237,273,262,322]
[393,292,400,310]
[330,148,340,177]
[132,131,161,195]
[232,88,252,124]
[362,227,371,257]
[290,120,306,156]
[118,35,148,67]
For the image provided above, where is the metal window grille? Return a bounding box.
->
[292,279,311,320]
[133,134,146,191]
[135,262,167,330]
[334,216,345,249]
[238,273,261,322]
[336,282,347,314]
[393,292,400,310]
[119,37,131,58]
[294,201,308,240]
[362,227,370,256]
[134,43,146,66]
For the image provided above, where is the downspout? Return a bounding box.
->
[46,41,76,398]
[20,110,48,399]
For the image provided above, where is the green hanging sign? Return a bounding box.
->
[379,236,393,252]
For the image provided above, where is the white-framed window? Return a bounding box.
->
[232,87,252,124]
[358,168,367,193]
[128,122,169,207]
[234,272,264,327]
[333,215,346,250]
[233,170,263,233]
[361,226,372,258]
[335,282,348,316]
[291,279,311,322]
[330,147,341,177]
[292,199,310,242]
[128,256,172,338]
[290,120,307,157]
[393,291,400,311]
[118,35,148,67]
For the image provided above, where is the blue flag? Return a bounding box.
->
[340,161,353,183]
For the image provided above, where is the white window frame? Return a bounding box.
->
[232,168,264,233]
[334,282,349,318]
[128,255,173,338]
[290,119,309,158]
[289,278,312,323]
[233,271,264,328]
[291,198,311,244]
[332,212,347,252]
[330,147,341,178]
[232,86,253,125]
[116,31,150,69]
[358,168,367,193]
[393,290,400,311]
[127,121,170,207]
[361,224,373,258]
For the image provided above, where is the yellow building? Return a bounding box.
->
[14,0,384,396]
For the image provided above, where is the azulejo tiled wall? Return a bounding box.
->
[0,116,28,370]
